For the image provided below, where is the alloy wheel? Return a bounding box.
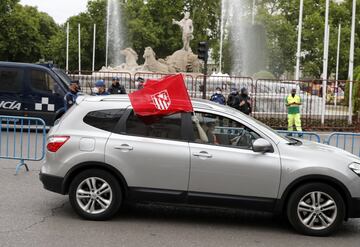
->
[76,177,113,215]
[297,191,337,230]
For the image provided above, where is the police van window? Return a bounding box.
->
[0,68,23,92]
[125,111,183,141]
[30,70,55,93]
[83,109,124,132]
[192,112,261,150]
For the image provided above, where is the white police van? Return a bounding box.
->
[0,62,71,125]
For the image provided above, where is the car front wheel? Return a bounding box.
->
[287,183,345,236]
[69,169,122,220]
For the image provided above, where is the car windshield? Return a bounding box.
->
[209,103,292,143]
[246,115,294,143]
[53,68,72,88]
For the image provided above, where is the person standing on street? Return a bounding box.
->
[239,87,252,115]
[93,80,110,96]
[286,88,302,133]
[210,87,226,105]
[227,88,240,110]
[135,77,145,90]
[64,80,80,111]
[108,77,126,94]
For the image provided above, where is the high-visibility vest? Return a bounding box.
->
[286,94,301,105]
[286,94,301,114]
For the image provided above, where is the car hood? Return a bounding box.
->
[303,139,359,160]
[278,139,360,166]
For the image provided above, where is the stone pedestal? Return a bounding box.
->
[166,49,202,73]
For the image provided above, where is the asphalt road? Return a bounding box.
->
[1,133,360,247]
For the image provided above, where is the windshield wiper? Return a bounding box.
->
[287,137,302,145]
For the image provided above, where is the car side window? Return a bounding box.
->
[83,109,124,132]
[125,111,183,141]
[0,68,23,92]
[192,112,261,150]
[30,70,55,93]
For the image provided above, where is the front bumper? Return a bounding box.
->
[348,197,360,218]
[39,172,66,195]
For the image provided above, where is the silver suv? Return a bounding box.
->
[40,95,360,236]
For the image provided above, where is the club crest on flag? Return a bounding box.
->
[129,74,193,116]
[151,90,171,110]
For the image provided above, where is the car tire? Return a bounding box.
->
[286,183,345,236]
[69,169,122,220]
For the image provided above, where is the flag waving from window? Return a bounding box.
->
[129,74,193,117]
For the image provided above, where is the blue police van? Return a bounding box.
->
[0,62,71,125]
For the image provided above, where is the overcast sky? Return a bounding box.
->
[20,0,88,24]
[19,0,346,25]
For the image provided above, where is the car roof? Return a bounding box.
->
[80,94,217,110]
[0,61,52,71]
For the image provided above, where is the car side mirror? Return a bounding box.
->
[252,138,273,153]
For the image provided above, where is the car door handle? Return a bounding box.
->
[192,151,212,158]
[114,144,133,151]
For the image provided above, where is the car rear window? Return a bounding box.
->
[83,109,124,132]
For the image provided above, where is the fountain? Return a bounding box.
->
[91,3,325,118]
[224,0,267,76]
[100,11,202,74]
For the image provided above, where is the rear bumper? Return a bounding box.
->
[348,197,360,218]
[39,172,65,195]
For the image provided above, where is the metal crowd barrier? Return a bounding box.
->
[0,116,46,175]
[277,130,321,143]
[324,132,360,157]
[213,128,323,143]
[68,71,359,129]
[277,130,360,157]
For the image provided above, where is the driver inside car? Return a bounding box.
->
[192,115,220,145]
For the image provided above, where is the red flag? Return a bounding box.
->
[143,78,159,88]
[129,74,193,117]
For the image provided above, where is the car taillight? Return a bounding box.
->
[47,136,70,152]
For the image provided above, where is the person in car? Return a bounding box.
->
[93,80,110,96]
[205,122,219,144]
[64,80,80,111]
[192,116,220,145]
[108,77,126,94]
[192,115,208,143]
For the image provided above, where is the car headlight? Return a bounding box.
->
[349,163,360,176]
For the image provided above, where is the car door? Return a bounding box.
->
[105,110,191,203]
[188,111,281,210]
[24,68,65,125]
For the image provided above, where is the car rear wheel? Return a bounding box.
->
[287,183,345,236]
[69,169,122,220]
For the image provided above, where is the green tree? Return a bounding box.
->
[0,0,19,55]
[0,4,59,62]
[257,0,359,79]
[47,0,106,71]
[47,0,221,71]
[3,0,359,78]
[124,0,164,62]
